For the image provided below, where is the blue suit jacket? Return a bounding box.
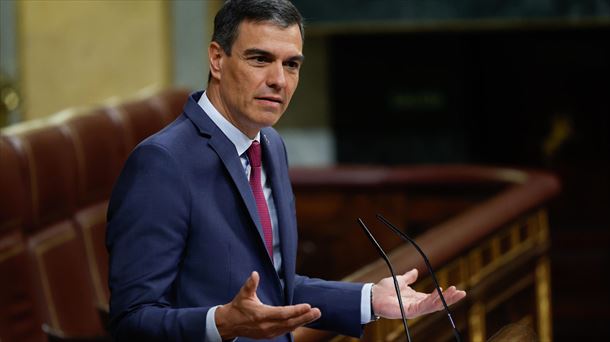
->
[106,92,364,341]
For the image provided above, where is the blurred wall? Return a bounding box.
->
[18,0,171,119]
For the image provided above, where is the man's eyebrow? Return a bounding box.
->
[287,54,305,63]
[243,48,272,57]
[243,48,304,62]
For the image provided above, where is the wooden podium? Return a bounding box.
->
[488,318,537,342]
[290,166,559,342]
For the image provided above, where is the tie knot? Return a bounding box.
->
[247,140,262,168]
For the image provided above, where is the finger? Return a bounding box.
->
[432,294,448,307]
[262,303,315,321]
[415,288,441,312]
[452,290,466,304]
[443,286,458,298]
[283,307,321,328]
[400,268,418,286]
[431,286,448,300]
[240,271,260,297]
[436,286,459,301]
[428,288,442,305]
[432,286,466,307]
[255,308,321,339]
[443,288,467,305]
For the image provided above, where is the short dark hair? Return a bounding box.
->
[212,0,304,55]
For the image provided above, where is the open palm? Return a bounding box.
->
[372,269,466,319]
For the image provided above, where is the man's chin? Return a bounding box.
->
[256,112,284,128]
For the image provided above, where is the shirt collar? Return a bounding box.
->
[197,91,260,156]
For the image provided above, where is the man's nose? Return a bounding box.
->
[266,62,287,89]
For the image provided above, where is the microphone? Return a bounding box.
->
[356,218,412,342]
[376,214,462,342]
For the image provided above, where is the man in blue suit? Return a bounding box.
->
[106,0,466,341]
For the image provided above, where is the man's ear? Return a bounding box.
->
[208,41,224,81]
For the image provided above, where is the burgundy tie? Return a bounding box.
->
[246,141,274,261]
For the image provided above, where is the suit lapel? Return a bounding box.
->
[182,92,265,243]
[208,130,285,303]
[208,136,265,237]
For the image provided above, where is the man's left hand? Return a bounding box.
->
[372,268,466,319]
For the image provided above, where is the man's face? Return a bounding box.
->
[209,20,303,138]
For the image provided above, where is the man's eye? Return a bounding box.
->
[285,61,300,70]
[251,56,269,64]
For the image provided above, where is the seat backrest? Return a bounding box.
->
[27,221,104,336]
[150,88,190,122]
[0,136,29,233]
[0,88,191,339]
[74,201,110,309]
[61,108,128,207]
[108,97,168,154]
[3,124,78,233]
[0,230,44,342]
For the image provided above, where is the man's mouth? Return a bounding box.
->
[255,96,283,104]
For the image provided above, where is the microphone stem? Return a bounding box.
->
[388,261,412,342]
[357,219,413,342]
[377,214,462,342]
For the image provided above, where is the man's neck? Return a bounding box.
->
[198,90,259,157]
[205,83,258,139]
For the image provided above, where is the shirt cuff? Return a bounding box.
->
[205,306,224,342]
[360,283,375,323]
[206,306,238,342]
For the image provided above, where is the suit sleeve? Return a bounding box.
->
[292,276,365,338]
[106,143,210,341]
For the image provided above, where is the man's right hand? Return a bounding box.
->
[215,271,321,340]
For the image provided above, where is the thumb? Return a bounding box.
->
[241,271,260,297]
[401,268,418,285]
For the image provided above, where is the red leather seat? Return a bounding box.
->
[27,221,103,336]
[13,124,104,336]
[0,230,44,342]
[74,201,110,309]
[108,97,168,153]
[1,136,44,341]
[0,136,29,232]
[0,88,191,339]
[150,88,190,122]
[3,125,77,233]
[62,107,127,207]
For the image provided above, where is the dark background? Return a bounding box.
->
[294,1,610,339]
[328,27,610,341]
